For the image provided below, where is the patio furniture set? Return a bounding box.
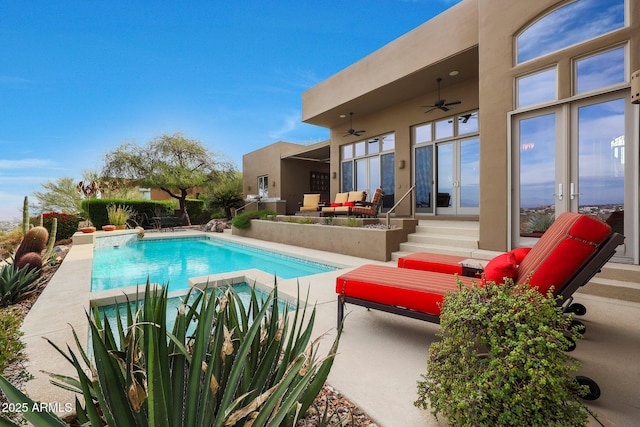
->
[298,188,384,218]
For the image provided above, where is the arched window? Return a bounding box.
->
[516,0,625,64]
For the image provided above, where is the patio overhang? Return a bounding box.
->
[281,139,331,163]
[302,0,479,129]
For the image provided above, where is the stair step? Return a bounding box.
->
[407,233,478,249]
[579,277,640,303]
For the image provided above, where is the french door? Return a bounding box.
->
[436,138,480,215]
[414,138,479,215]
[512,91,635,261]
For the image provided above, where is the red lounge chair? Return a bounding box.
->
[337,212,624,327]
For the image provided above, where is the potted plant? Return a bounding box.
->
[415,279,592,426]
[106,204,134,230]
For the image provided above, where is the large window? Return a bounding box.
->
[516,0,625,64]
[575,46,626,93]
[341,133,395,209]
[517,68,557,108]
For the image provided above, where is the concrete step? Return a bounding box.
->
[580,277,640,303]
[407,233,478,249]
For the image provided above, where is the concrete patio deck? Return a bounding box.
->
[19,229,640,426]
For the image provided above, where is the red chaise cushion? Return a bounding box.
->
[397,252,465,275]
[336,265,476,316]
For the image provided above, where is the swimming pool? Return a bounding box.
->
[91,236,337,292]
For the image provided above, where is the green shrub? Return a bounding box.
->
[185,198,207,224]
[0,264,42,307]
[0,282,341,426]
[0,307,26,373]
[415,279,589,426]
[82,199,174,228]
[344,217,359,227]
[31,212,82,241]
[296,217,315,224]
[231,210,278,230]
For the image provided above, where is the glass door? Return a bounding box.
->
[414,145,434,214]
[512,92,634,261]
[436,138,480,215]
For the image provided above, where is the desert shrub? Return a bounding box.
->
[231,210,278,229]
[31,212,82,241]
[13,227,48,266]
[0,264,41,307]
[525,212,555,233]
[0,282,341,426]
[0,307,26,373]
[415,279,589,426]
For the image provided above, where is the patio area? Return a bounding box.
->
[19,229,640,426]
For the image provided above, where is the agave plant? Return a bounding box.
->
[0,263,42,307]
[0,281,340,426]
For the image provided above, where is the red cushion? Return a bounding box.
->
[336,265,476,316]
[515,213,611,294]
[397,252,465,275]
[483,252,518,284]
[344,201,355,207]
[330,202,343,207]
[509,247,532,264]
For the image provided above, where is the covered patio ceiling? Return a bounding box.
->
[281,139,330,163]
[303,47,479,130]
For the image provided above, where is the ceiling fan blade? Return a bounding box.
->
[440,106,450,112]
[445,100,461,106]
[424,107,437,114]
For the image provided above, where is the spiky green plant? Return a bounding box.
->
[0,263,42,307]
[43,217,57,264]
[0,281,340,426]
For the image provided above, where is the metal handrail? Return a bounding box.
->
[235,199,260,216]
[385,185,415,228]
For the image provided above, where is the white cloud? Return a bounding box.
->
[268,112,300,140]
[0,158,56,170]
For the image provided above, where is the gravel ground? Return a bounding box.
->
[1,239,379,426]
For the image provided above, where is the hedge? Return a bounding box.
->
[81,199,174,229]
[81,198,208,228]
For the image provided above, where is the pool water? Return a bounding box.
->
[91,236,336,292]
[95,283,291,347]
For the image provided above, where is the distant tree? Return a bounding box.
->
[206,170,244,219]
[32,177,83,215]
[102,133,233,225]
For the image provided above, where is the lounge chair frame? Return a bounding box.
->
[337,231,624,328]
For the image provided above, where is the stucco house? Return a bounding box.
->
[243,0,639,266]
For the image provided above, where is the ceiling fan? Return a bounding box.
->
[344,112,365,137]
[422,77,461,113]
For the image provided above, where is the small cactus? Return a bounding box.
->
[16,252,43,275]
[14,226,49,266]
[22,196,29,236]
[44,217,58,263]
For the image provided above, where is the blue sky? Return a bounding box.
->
[0,0,461,220]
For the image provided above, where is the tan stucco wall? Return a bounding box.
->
[243,141,331,214]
